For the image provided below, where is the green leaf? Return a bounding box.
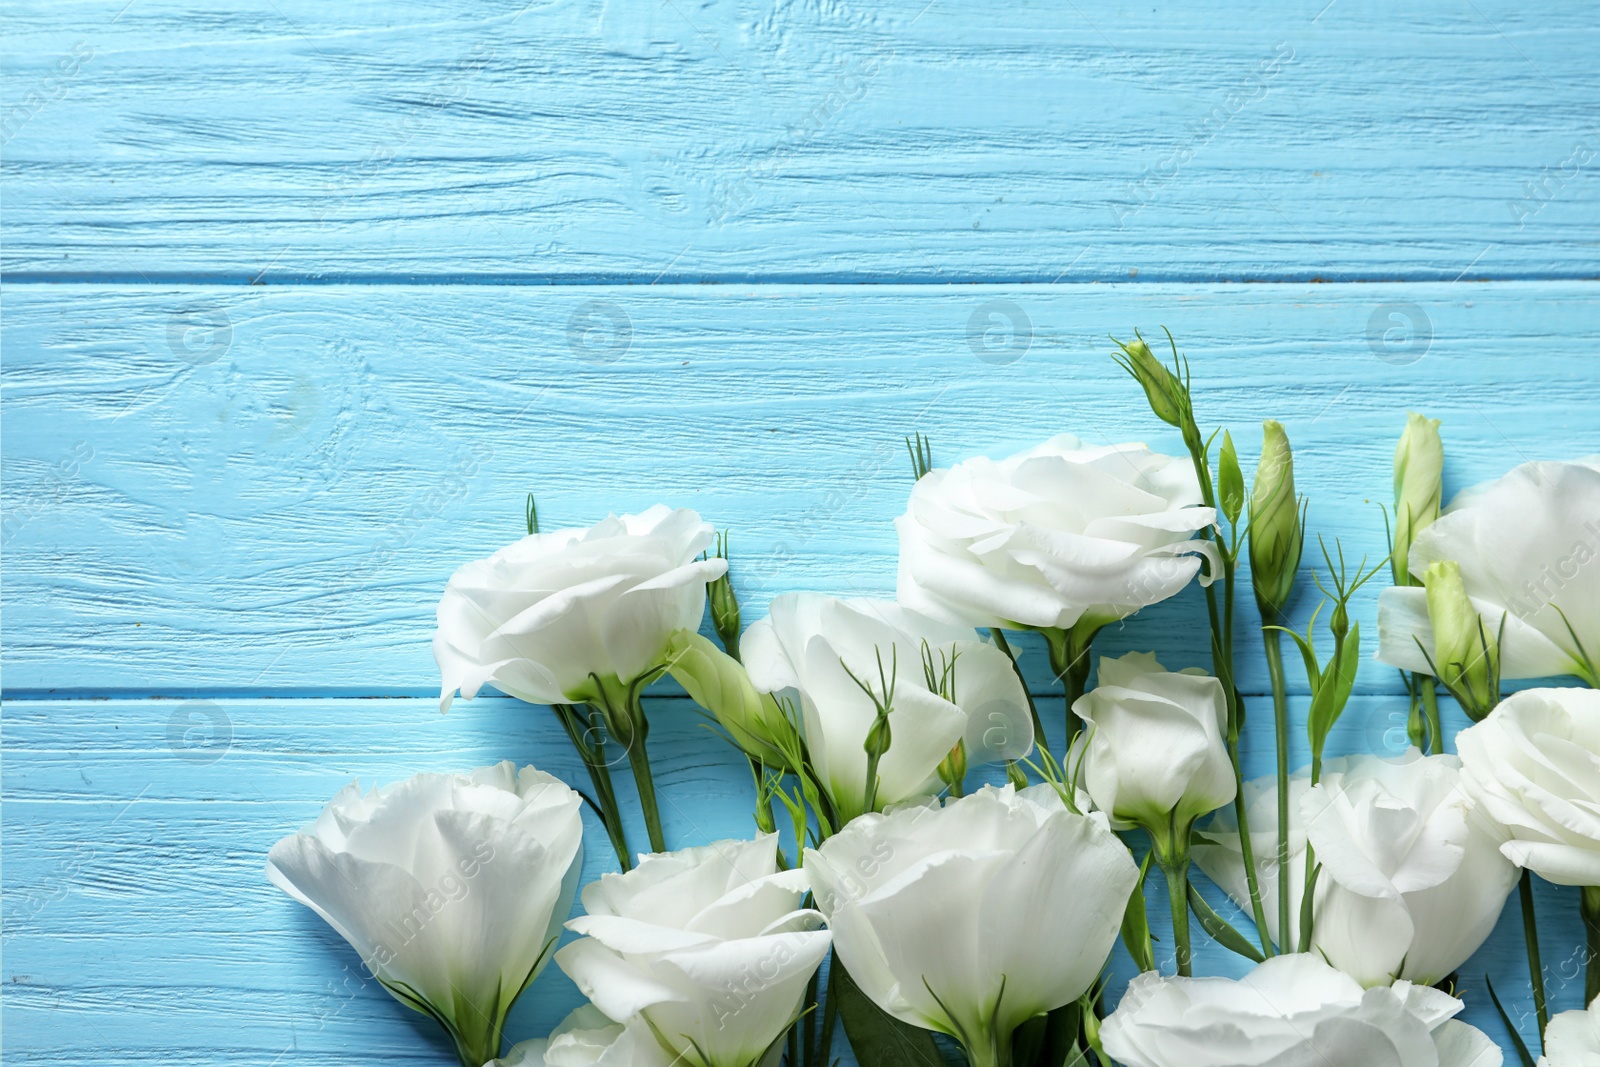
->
[1187,881,1264,963]
[1120,851,1157,973]
[1485,974,1539,1067]
[1218,431,1244,526]
[833,961,948,1067]
[1307,624,1362,758]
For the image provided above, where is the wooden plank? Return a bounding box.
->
[5,280,1597,694]
[1,695,1578,1063]
[3,0,1598,281]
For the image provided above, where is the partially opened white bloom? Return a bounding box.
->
[1070,651,1234,838]
[743,593,1033,819]
[1100,953,1502,1067]
[895,435,1217,631]
[435,505,726,709]
[1195,750,1516,986]
[805,784,1138,1067]
[267,763,583,1067]
[1457,687,1600,886]
[1377,458,1600,685]
[488,1006,673,1067]
[556,834,829,1067]
[1538,996,1600,1067]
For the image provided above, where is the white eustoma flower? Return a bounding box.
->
[1538,996,1600,1067]
[435,505,726,709]
[1194,750,1517,987]
[488,1006,672,1067]
[555,835,829,1067]
[267,763,583,1067]
[1070,651,1235,839]
[895,434,1217,632]
[804,784,1138,1067]
[1457,687,1600,886]
[1100,953,1503,1067]
[743,593,1033,820]
[1377,458,1600,686]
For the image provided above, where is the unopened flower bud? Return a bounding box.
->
[937,739,968,796]
[1423,560,1499,719]
[1117,337,1185,428]
[1248,420,1303,616]
[1392,412,1443,586]
[864,710,893,762]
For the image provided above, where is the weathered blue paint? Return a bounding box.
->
[3,1,1598,1063]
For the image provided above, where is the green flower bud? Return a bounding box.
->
[864,710,892,762]
[1116,337,1185,428]
[937,738,968,797]
[707,532,742,660]
[1248,420,1303,616]
[1218,430,1245,527]
[663,630,794,768]
[1392,412,1443,586]
[1423,560,1499,719]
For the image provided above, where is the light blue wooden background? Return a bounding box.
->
[4,1,1598,1063]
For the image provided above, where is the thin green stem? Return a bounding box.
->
[1263,625,1292,950]
[553,704,631,870]
[1046,625,1095,748]
[628,725,667,854]
[1227,746,1274,957]
[1582,885,1600,1007]
[1520,871,1549,1041]
[1158,845,1194,977]
[1421,677,1443,756]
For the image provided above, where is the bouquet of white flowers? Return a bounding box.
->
[266,333,1599,1067]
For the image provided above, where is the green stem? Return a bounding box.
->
[1421,676,1443,756]
[1263,625,1293,950]
[1582,885,1600,1007]
[553,704,632,871]
[1227,746,1274,957]
[1520,871,1549,1041]
[627,721,667,854]
[992,629,1050,762]
[1045,625,1095,748]
[1156,839,1194,977]
[964,1032,1012,1067]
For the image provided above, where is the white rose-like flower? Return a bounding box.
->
[267,763,583,1067]
[1377,458,1600,686]
[1100,953,1503,1067]
[1070,651,1235,840]
[435,505,727,709]
[804,784,1138,1067]
[488,1006,672,1067]
[895,434,1217,632]
[1457,687,1600,886]
[743,593,1033,820]
[1195,750,1517,987]
[555,835,829,1067]
[1539,996,1600,1067]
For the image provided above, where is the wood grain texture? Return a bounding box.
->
[3,695,1587,1064]
[5,0,1600,1063]
[4,281,1597,695]
[3,0,1598,281]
